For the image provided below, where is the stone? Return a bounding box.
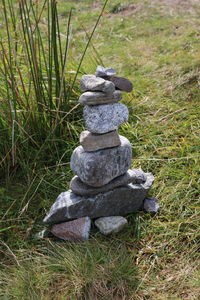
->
[95,216,128,235]
[70,135,132,187]
[51,217,91,241]
[78,90,122,105]
[95,65,132,92]
[95,65,116,77]
[109,76,133,93]
[143,197,159,213]
[97,76,133,93]
[84,103,128,134]
[70,169,147,196]
[80,75,115,94]
[79,130,121,152]
[43,173,154,224]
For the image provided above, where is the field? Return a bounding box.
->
[0,0,200,299]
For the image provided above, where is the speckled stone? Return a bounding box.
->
[70,135,132,187]
[78,90,122,105]
[80,74,115,94]
[84,103,128,134]
[79,130,121,152]
[43,173,154,224]
[95,216,128,235]
[51,217,91,241]
[70,169,147,196]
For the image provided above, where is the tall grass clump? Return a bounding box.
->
[0,0,107,179]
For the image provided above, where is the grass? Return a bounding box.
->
[0,0,200,299]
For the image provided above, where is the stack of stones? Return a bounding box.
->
[43,66,158,241]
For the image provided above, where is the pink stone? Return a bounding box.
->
[51,217,91,241]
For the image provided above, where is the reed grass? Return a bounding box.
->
[0,0,108,178]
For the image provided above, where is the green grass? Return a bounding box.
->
[0,0,200,299]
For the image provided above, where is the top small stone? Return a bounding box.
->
[95,66,133,93]
[95,65,116,77]
[80,75,115,94]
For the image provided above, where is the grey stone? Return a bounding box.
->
[143,197,159,213]
[95,216,128,235]
[109,76,133,93]
[79,130,121,152]
[51,217,91,241]
[43,173,154,224]
[70,169,147,196]
[70,135,132,187]
[78,90,122,105]
[97,76,133,93]
[95,65,116,77]
[80,75,115,94]
[84,103,128,134]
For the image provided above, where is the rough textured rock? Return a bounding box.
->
[80,75,115,94]
[95,66,116,77]
[70,169,147,196]
[79,90,122,105]
[95,216,128,235]
[51,217,91,241]
[79,130,121,152]
[43,173,154,224]
[143,197,159,213]
[70,135,132,187]
[84,103,128,134]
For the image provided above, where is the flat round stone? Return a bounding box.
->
[79,130,121,152]
[84,103,128,134]
[70,169,147,196]
[70,135,132,187]
[79,90,122,105]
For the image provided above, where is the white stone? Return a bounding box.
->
[95,216,128,235]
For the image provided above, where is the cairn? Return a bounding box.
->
[43,66,157,241]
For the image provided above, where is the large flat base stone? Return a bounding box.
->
[43,173,154,224]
